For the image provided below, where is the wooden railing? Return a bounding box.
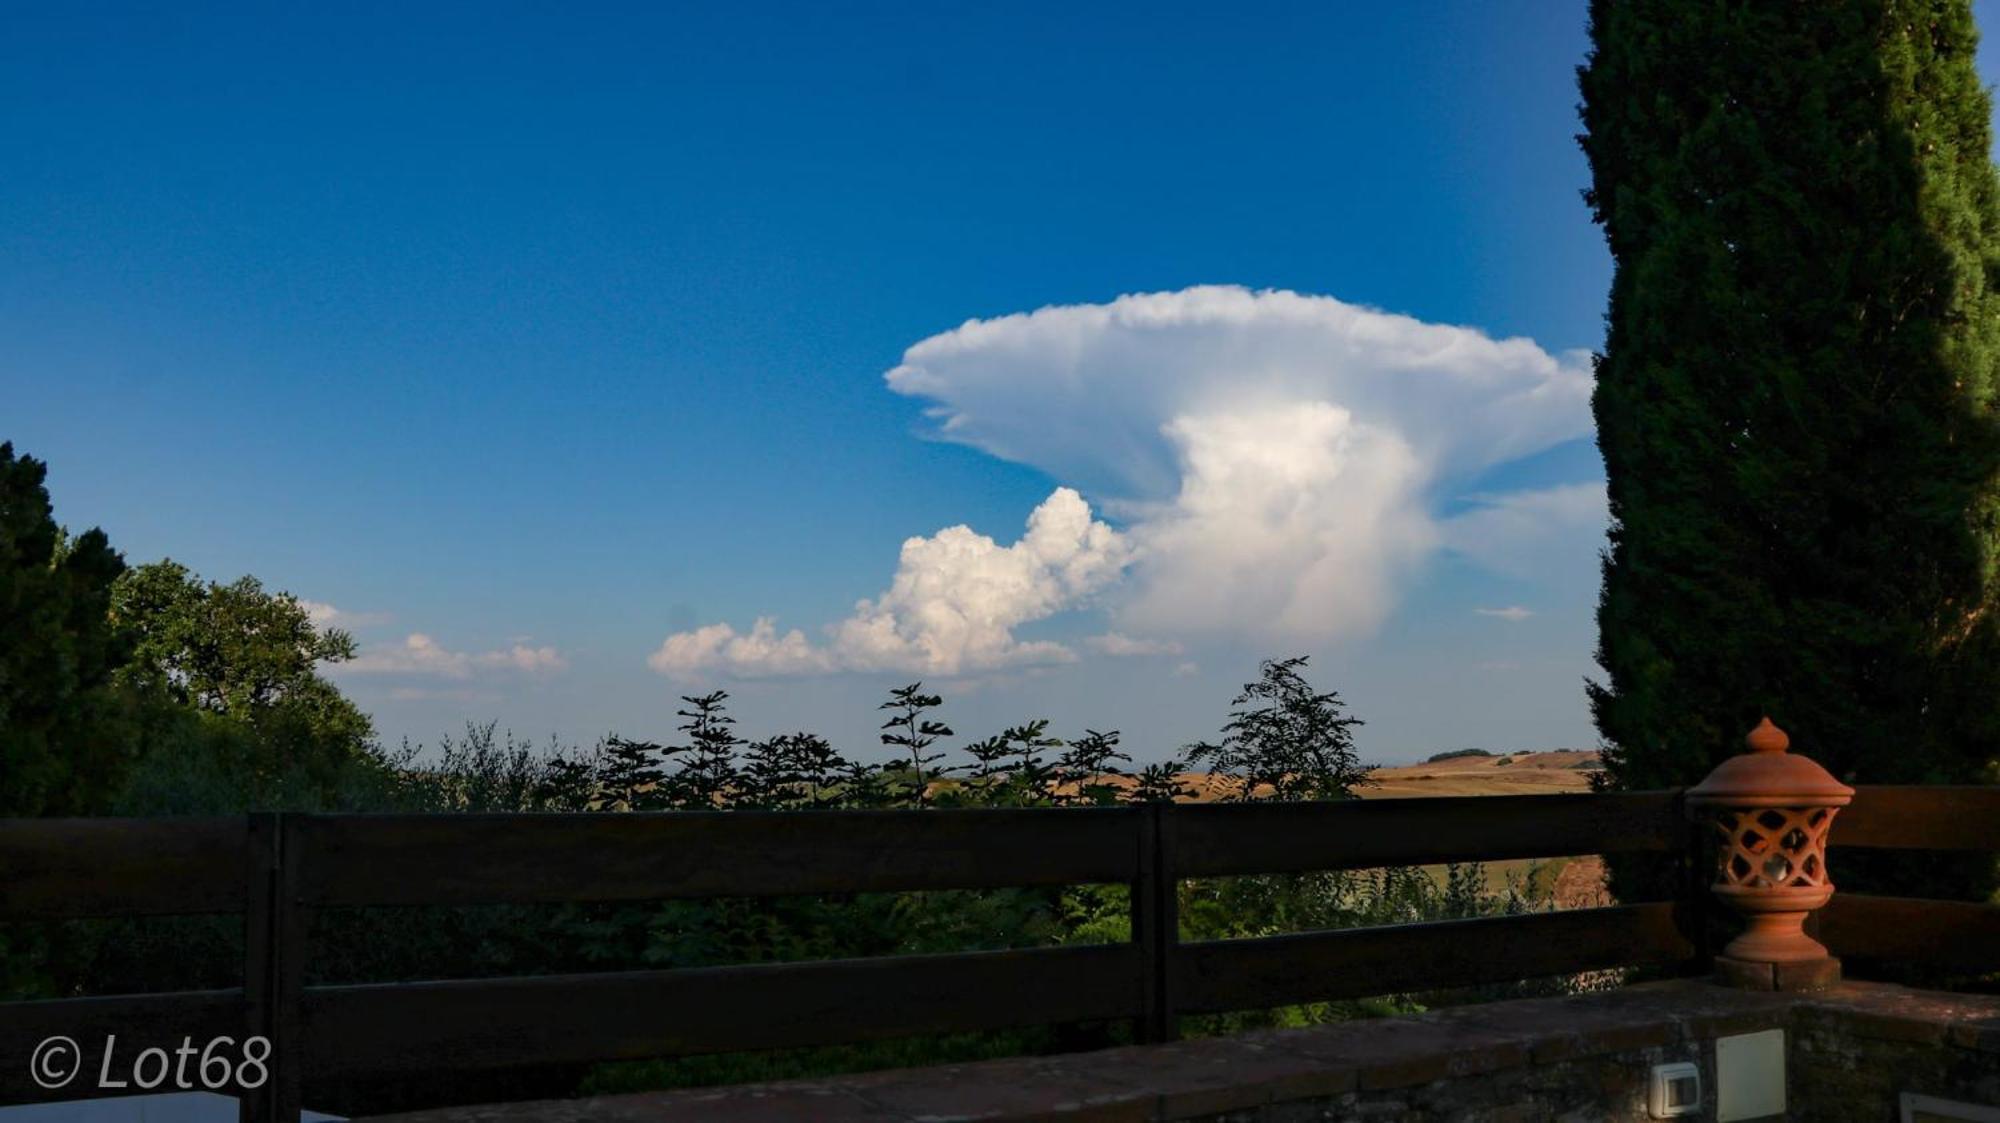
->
[1,787,1996,1120]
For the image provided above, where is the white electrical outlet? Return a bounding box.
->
[1650,1060,1702,1117]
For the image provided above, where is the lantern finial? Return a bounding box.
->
[1746,717,1788,754]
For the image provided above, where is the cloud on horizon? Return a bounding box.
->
[649,487,1133,678]
[651,285,1602,679]
[344,633,569,679]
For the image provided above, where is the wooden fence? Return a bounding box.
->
[1,787,1997,1120]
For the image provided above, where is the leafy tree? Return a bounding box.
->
[1186,657,1372,802]
[957,733,1015,800]
[835,755,895,808]
[878,682,951,806]
[0,442,131,816]
[1581,0,2000,901]
[599,735,672,812]
[109,560,376,802]
[1055,728,1131,806]
[113,561,356,716]
[1128,757,1195,805]
[740,731,845,809]
[667,690,742,809]
[775,733,847,809]
[996,720,1061,800]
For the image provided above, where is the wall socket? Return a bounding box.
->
[1650,1060,1702,1117]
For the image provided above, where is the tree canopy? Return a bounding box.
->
[1582,0,2000,899]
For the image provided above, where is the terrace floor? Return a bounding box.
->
[361,978,2000,1122]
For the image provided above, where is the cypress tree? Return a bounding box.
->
[0,442,130,816]
[1582,1,2000,902]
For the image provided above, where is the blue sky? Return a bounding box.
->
[11,3,1989,762]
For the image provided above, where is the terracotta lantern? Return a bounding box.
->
[1685,718,1854,990]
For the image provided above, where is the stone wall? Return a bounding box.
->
[365,979,2000,1122]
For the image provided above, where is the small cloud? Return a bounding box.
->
[301,600,393,630]
[1473,605,1534,622]
[345,633,567,679]
[1084,632,1185,657]
[477,643,568,674]
[387,686,504,703]
[648,618,835,679]
[1173,661,1201,677]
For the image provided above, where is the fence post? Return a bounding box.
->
[1133,802,1178,1043]
[241,813,302,1123]
[1674,790,1713,973]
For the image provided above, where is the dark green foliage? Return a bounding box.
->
[1582,0,2000,901]
[878,682,951,806]
[1426,748,1495,763]
[667,690,743,809]
[0,443,131,816]
[1129,758,1196,804]
[1054,728,1132,806]
[1186,656,1372,801]
[110,560,378,807]
[741,732,844,809]
[599,735,671,811]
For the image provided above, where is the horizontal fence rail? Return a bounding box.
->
[1167,791,1683,877]
[290,807,1144,906]
[1831,786,2000,851]
[1,784,1994,1119]
[1819,893,2000,973]
[1174,902,1693,1014]
[302,944,1144,1078]
[0,817,245,919]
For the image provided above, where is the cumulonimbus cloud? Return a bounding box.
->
[651,285,1599,677]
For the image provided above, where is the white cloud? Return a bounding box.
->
[1474,606,1535,622]
[300,600,393,630]
[890,286,1595,642]
[1084,632,1185,657]
[652,286,1600,677]
[345,633,568,679]
[478,642,569,674]
[649,488,1131,679]
[648,618,836,678]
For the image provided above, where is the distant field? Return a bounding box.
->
[1361,748,1602,799]
[1361,749,1609,909]
[1031,750,1612,909]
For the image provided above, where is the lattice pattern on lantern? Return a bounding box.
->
[1712,806,1834,889]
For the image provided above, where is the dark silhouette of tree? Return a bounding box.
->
[740,731,846,809]
[1055,728,1131,806]
[599,734,672,812]
[998,719,1061,799]
[668,690,742,808]
[878,682,950,807]
[958,732,1013,802]
[1128,757,1195,805]
[1185,656,1371,802]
